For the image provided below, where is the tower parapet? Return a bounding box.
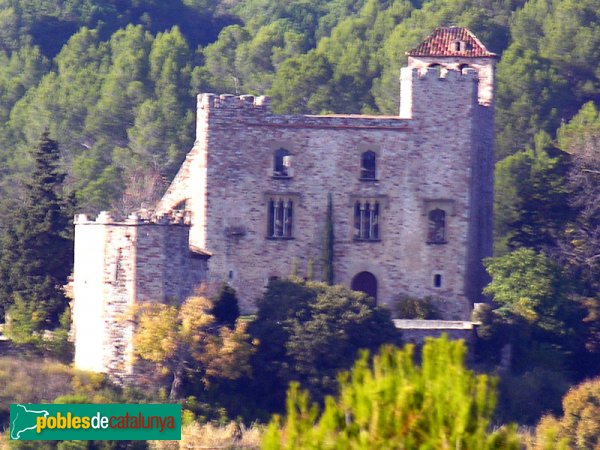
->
[406,26,497,106]
[400,66,479,119]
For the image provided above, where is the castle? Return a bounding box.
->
[72,27,496,380]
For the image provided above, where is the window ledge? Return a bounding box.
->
[359,177,378,182]
[353,238,381,242]
[266,236,295,240]
[272,175,292,180]
[426,241,448,245]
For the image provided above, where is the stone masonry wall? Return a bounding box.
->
[73,213,207,382]
[158,65,493,320]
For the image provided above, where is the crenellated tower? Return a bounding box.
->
[405,26,497,106]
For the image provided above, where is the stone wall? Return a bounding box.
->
[72,212,207,382]
[393,319,476,345]
[158,64,494,320]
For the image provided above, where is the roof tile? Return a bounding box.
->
[407,27,496,58]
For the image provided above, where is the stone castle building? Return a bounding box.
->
[73,27,496,379]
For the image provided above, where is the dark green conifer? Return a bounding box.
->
[211,282,240,329]
[322,193,334,285]
[0,132,73,334]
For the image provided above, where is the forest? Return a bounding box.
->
[0,0,599,448]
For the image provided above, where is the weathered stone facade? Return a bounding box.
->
[73,27,495,378]
[72,212,207,382]
[157,37,495,318]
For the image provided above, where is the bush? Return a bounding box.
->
[149,421,262,450]
[394,294,440,319]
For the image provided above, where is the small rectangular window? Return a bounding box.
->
[360,151,376,180]
[433,273,442,288]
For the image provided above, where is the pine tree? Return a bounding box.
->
[0,132,73,335]
[262,336,521,449]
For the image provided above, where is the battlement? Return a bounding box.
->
[400,66,479,119]
[414,66,479,82]
[74,210,192,226]
[198,93,271,111]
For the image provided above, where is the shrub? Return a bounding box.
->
[149,421,262,450]
[394,294,440,319]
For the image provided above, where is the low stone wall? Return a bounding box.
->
[393,319,476,345]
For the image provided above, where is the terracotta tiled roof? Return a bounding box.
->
[407,27,496,57]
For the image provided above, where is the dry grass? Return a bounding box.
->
[150,421,263,450]
[0,356,73,407]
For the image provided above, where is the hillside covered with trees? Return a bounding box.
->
[0,0,597,214]
[0,0,600,446]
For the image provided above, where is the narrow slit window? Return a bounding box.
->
[433,273,442,288]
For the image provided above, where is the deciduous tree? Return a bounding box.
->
[134,295,254,400]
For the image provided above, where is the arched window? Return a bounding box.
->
[427,209,446,243]
[273,148,292,177]
[351,271,378,302]
[360,151,376,180]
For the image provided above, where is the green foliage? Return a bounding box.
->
[248,278,399,411]
[211,283,241,328]
[557,101,600,153]
[0,132,72,331]
[556,109,600,293]
[481,248,588,377]
[262,336,521,449]
[495,43,569,160]
[270,50,334,114]
[494,131,571,254]
[394,294,440,319]
[497,367,570,425]
[484,248,567,329]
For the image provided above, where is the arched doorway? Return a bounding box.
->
[351,271,378,302]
